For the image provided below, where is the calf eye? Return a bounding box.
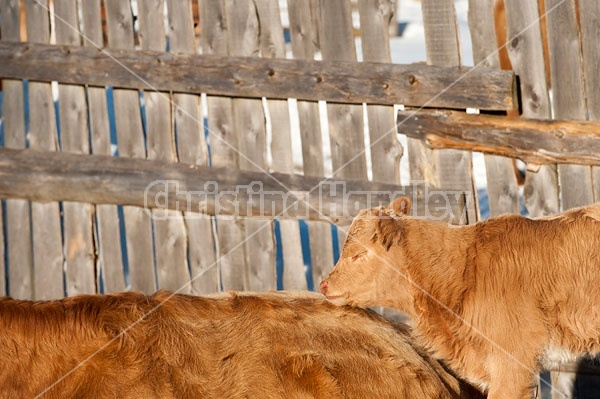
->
[351,252,366,261]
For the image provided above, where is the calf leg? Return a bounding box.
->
[487,364,537,399]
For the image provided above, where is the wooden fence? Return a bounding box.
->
[0,0,599,397]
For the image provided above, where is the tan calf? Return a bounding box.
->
[0,290,483,398]
[321,197,600,399]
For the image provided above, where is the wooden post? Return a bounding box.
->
[504,0,558,217]
[546,0,593,211]
[287,0,335,288]
[579,0,600,202]
[199,0,247,292]
[25,0,65,299]
[54,0,96,296]
[138,0,191,293]
[420,0,478,223]
[255,0,306,290]
[468,0,520,217]
[319,0,368,249]
[79,0,126,293]
[105,0,157,293]
[167,0,218,295]
[0,0,31,299]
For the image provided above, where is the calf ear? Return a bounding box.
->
[391,196,411,216]
[376,217,405,250]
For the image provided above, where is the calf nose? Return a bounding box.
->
[320,280,328,294]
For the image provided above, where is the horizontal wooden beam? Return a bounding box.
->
[0,41,516,110]
[397,109,600,166]
[0,148,467,224]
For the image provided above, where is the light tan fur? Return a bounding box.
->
[321,197,600,399]
[0,290,482,398]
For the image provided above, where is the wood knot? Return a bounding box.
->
[407,74,417,85]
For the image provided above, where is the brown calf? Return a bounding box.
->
[321,197,600,399]
[0,290,482,398]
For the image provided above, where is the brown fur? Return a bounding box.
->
[0,290,482,398]
[321,198,600,399]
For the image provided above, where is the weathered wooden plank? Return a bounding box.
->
[546,0,593,212]
[358,0,403,185]
[0,0,33,299]
[79,0,125,293]
[405,0,448,186]
[256,0,305,291]
[0,42,518,111]
[550,0,600,391]
[199,0,247,292]
[105,0,156,294]
[579,0,600,202]
[421,0,477,223]
[54,0,96,296]
[467,0,520,217]
[0,148,467,224]
[138,0,190,294]
[287,0,334,288]
[320,0,367,249]
[504,0,558,217]
[398,109,600,166]
[25,0,64,300]
[225,0,275,292]
[167,0,218,295]
[359,0,406,320]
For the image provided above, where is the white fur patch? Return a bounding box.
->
[541,347,579,369]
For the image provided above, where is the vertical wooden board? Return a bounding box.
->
[319,0,367,248]
[168,0,218,294]
[1,0,33,299]
[105,0,156,293]
[319,0,367,182]
[199,0,246,292]
[224,0,276,292]
[138,0,191,293]
[358,0,402,185]
[504,0,558,217]
[80,0,126,293]
[287,0,335,286]
[255,0,305,290]
[546,0,593,210]
[420,0,477,223]
[578,0,600,202]
[54,0,96,295]
[358,0,405,320]
[467,0,519,216]
[405,0,442,188]
[25,0,65,300]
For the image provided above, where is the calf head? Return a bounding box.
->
[320,197,414,311]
